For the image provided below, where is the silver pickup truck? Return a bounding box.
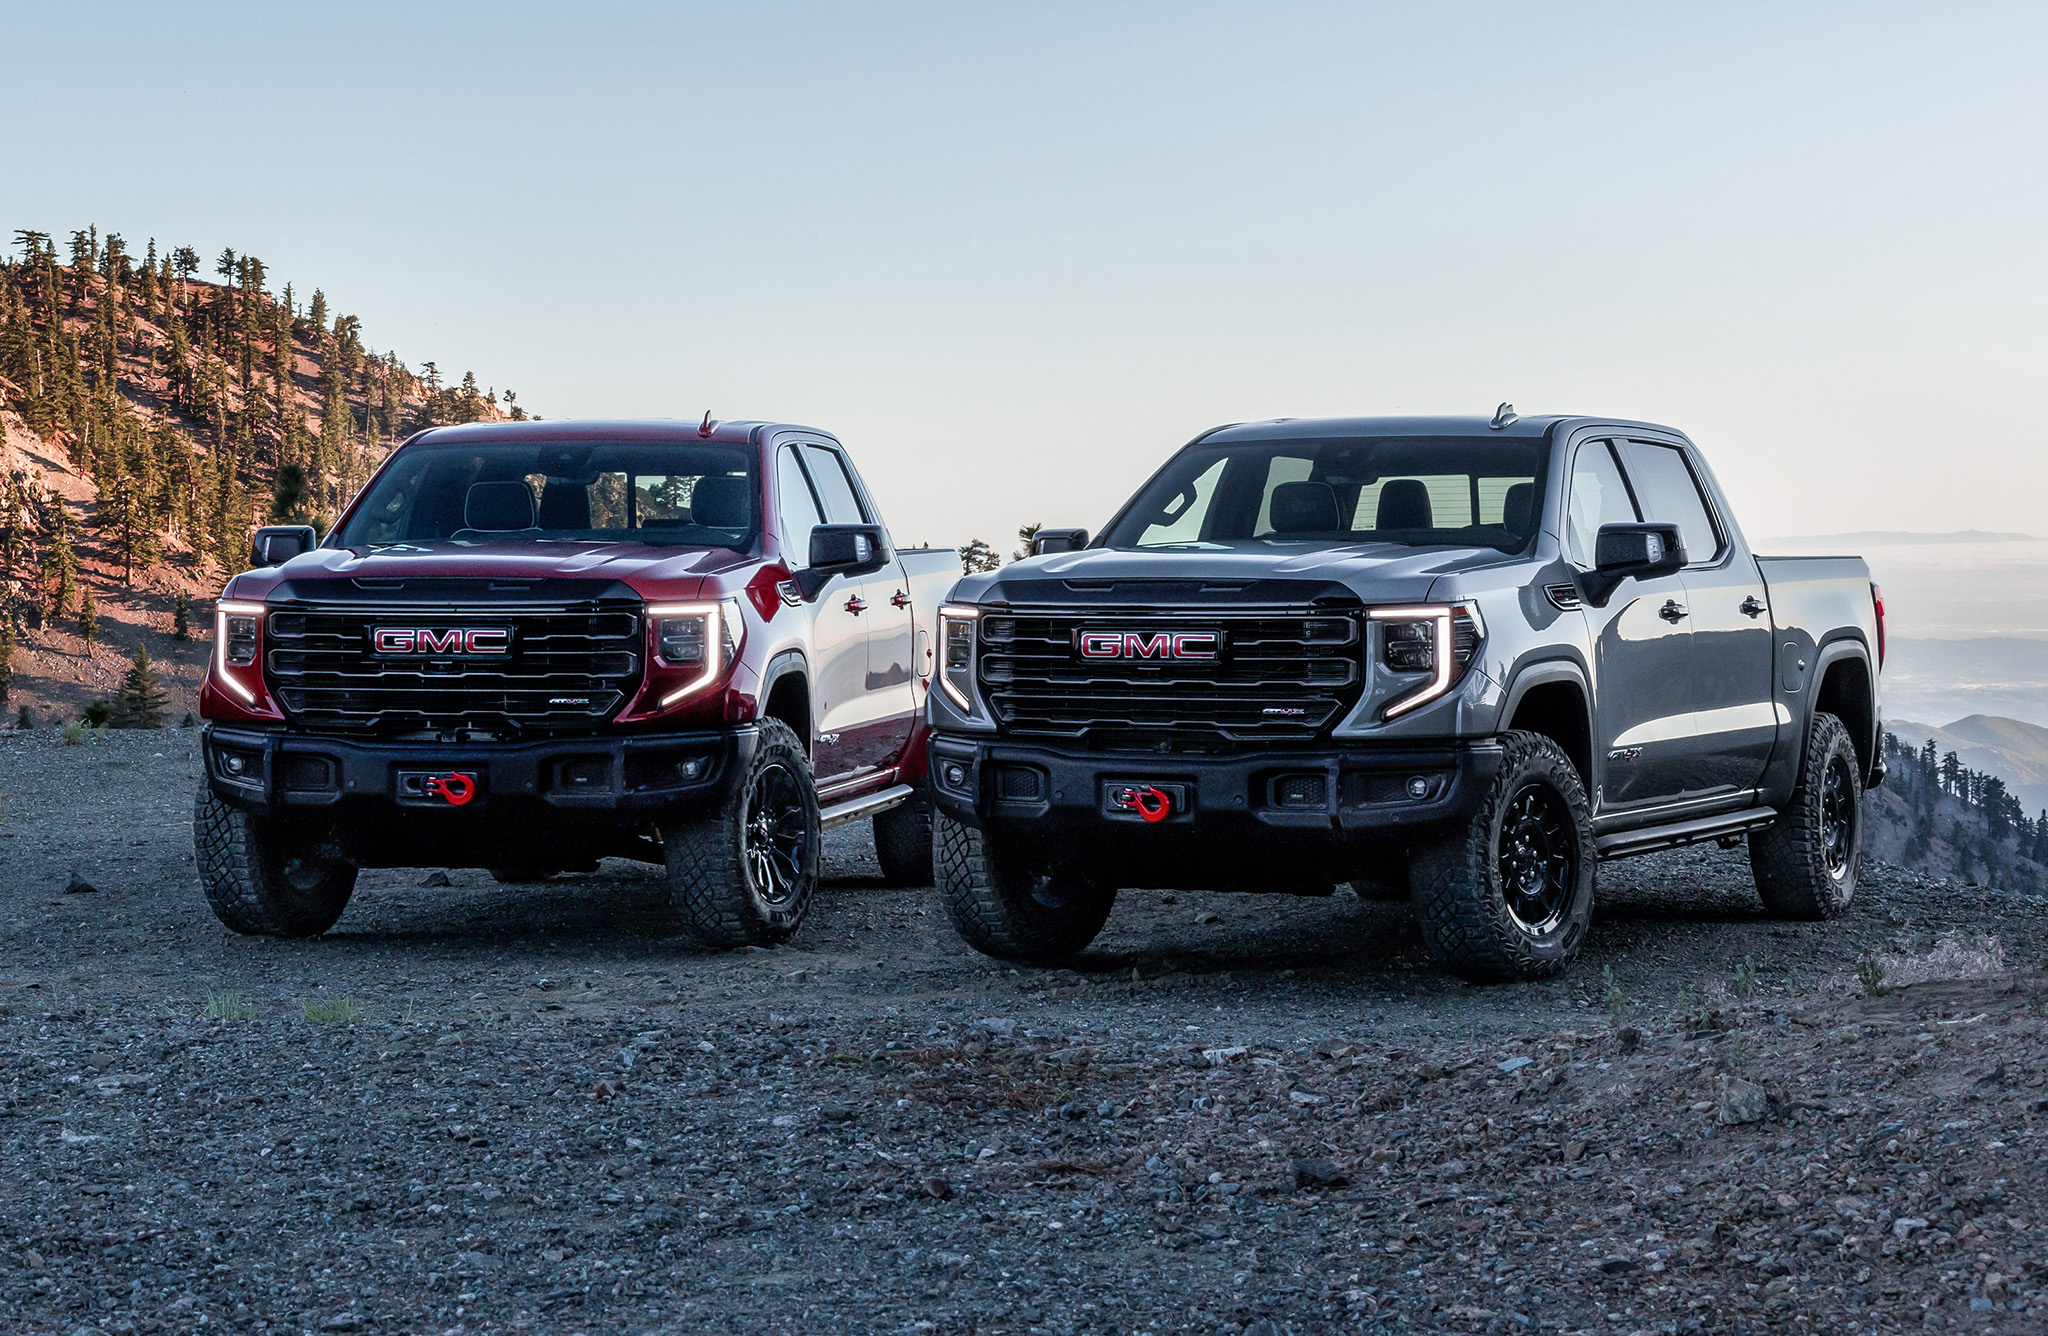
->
[925,411,1884,981]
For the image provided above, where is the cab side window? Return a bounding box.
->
[1566,440,1639,567]
[1619,441,1722,565]
[800,444,869,525]
[776,447,823,560]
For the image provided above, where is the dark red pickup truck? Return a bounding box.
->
[196,419,955,945]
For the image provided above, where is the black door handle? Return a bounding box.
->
[1659,600,1689,622]
[1740,596,1767,619]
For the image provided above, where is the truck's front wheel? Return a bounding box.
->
[663,719,821,947]
[194,787,357,937]
[1748,711,1861,919]
[1408,732,1595,983]
[934,811,1115,963]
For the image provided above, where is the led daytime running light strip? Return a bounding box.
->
[213,600,266,704]
[649,602,728,707]
[1370,604,1455,719]
[938,604,980,712]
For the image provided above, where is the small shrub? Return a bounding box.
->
[1730,958,1759,1002]
[59,720,88,745]
[203,990,260,1020]
[14,706,31,730]
[302,996,367,1023]
[1855,955,1888,997]
[1600,963,1629,1026]
[82,699,114,728]
[180,712,196,728]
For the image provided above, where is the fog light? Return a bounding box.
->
[681,756,708,780]
[1405,775,1431,800]
[944,763,967,788]
[224,755,246,776]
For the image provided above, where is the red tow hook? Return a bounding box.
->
[425,773,476,807]
[1132,785,1172,823]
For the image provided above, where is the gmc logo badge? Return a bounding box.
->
[373,626,511,656]
[1076,630,1219,660]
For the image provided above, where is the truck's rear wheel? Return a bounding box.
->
[934,810,1115,963]
[1749,711,1861,919]
[663,719,820,947]
[1408,731,1594,983]
[872,781,934,886]
[194,787,357,937]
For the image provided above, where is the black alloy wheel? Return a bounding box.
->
[1498,782,1579,936]
[744,761,811,906]
[1820,754,1856,880]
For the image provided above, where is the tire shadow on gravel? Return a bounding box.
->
[324,867,710,947]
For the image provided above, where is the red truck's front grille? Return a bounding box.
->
[978,608,1362,749]
[263,604,643,737]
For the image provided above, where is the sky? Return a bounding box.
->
[6,1,2045,551]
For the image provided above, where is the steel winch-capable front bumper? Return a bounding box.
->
[201,723,757,868]
[926,732,1503,890]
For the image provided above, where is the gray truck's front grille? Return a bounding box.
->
[978,608,1362,749]
[264,604,643,737]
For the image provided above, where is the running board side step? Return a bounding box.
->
[819,783,914,831]
[1595,807,1778,860]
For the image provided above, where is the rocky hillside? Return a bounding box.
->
[0,225,531,723]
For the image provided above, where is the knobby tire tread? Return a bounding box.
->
[1749,711,1859,920]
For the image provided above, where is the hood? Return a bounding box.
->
[226,539,758,601]
[954,542,1526,607]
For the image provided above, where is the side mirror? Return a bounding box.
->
[251,525,318,568]
[1030,527,1090,556]
[799,523,889,599]
[1581,522,1685,605]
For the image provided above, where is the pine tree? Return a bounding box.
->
[173,591,190,639]
[113,643,168,729]
[958,539,1001,573]
[78,585,98,644]
[0,620,12,705]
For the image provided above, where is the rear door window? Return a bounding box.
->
[777,447,824,559]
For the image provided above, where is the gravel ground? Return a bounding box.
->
[2,729,2046,1336]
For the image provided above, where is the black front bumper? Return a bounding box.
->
[202,724,755,866]
[928,732,1501,888]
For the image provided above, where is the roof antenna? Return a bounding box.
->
[1490,402,1518,430]
[698,411,715,439]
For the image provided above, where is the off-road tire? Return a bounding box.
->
[663,719,820,947]
[872,782,935,886]
[194,786,357,937]
[934,810,1116,963]
[1408,731,1595,983]
[1749,711,1861,920]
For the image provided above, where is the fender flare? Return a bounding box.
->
[1806,636,1878,778]
[755,649,812,746]
[1497,657,1596,785]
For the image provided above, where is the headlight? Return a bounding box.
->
[1369,603,1483,719]
[649,599,745,707]
[938,604,981,714]
[214,601,267,703]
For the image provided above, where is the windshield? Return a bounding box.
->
[332,439,759,550]
[1100,435,1549,553]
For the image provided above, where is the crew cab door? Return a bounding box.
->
[775,444,865,782]
[784,442,910,780]
[1617,439,1776,796]
[1569,438,1698,810]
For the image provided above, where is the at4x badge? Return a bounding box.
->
[1103,781,1189,823]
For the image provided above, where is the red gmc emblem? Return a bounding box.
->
[373,626,511,656]
[1076,630,1219,660]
